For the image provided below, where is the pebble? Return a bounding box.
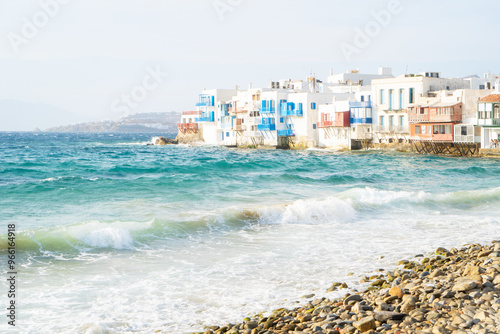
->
[201,241,500,334]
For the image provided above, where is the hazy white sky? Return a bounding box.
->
[1,0,499,130]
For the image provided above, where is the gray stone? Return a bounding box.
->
[373,311,396,323]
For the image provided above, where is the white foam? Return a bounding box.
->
[66,220,152,250]
[255,196,355,225]
[342,187,429,205]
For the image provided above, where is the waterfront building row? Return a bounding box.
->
[177,68,500,150]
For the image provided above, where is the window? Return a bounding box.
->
[399,89,405,109]
[409,88,415,104]
[311,102,317,109]
[495,105,500,119]
[313,124,317,129]
[390,115,394,126]
[380,89,385,104]
[415,125,421,134]
[297,103,303,114]
[461,126,467,136]
[432,125,451,134]
[399,116,404,127]
[279,117,284,123]
[361,96,365,102]
[389,90,394,110]
[380,116,384,126]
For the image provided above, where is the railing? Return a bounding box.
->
[281,109,303,117]
[349,101,372,108]
[432,133,454,141]
[244,131,262,137]
[182,111,200,116]
[177,123,198,131]
[478,119,500,126]
[230,107,247,113]
[317,121,334,128]
[244,117,261,125]
[233,124,243,131]
[408,114,430,122]
[277,129,294,136]
[394,126,409,133]
[350,117,373,124]
[196,101,210,107]
[258,123,276,131]
[219,121,233,129]
[244,101,260,112]
[375,125,409,133]
[259,107,276,114]
[454,135,475,143]
[196,116,214,122]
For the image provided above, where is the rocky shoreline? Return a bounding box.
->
[198,241,500,334]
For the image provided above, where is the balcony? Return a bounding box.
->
[258,123,276,131]
[244,117,261,126]
[182,111,200,116]
[177,123,198,130]
[375,125,409,133]
[454,135,476,143]
[259,106,276,114]
[230,106,247,113]
[432,133,453,141]
[244,131,262,137]
[281,102,303,117]
[281,109,303,117]
[197,94,214,107]
[317,121,334,128]
[277,129,294,136]
[349,101,372,108]
[219,117,233,129]
[478,119,500,126]
[260,100,276,114]
[350,117,373,124]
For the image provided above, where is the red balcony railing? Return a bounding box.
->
[177,123,199,134]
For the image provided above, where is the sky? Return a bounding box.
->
[0,0,499,131]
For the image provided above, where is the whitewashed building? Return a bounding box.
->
[194,89,238,145]
[371,72,471,143]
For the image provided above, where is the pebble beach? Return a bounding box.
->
[200,240,500,334]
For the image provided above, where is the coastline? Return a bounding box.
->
[198,240,500,334]
[162,135,500,158]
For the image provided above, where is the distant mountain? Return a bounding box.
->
[45,111,181,133]
[0,99,93,131]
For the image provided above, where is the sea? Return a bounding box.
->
[0,132,499,333]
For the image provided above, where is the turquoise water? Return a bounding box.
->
[1,132,499,333]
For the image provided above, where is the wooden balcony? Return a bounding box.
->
[177,123,199,134]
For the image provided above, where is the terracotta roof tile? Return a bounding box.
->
[479,94,500,103]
